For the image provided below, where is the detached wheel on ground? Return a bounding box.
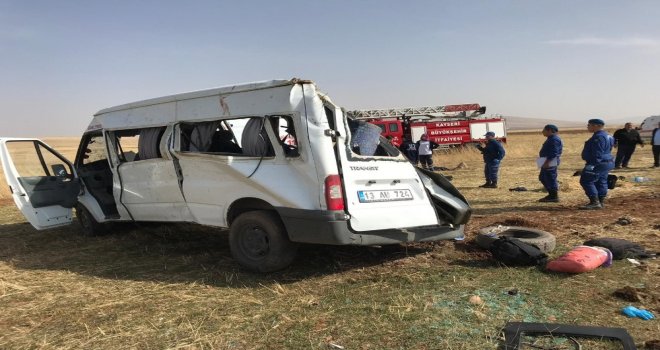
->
[75,204,108,236]
[475,226,556,253]
[229,210,298,273]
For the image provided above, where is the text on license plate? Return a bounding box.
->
[357,189,413,203]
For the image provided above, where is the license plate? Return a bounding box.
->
[357,189,413,203]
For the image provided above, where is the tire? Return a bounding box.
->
[229,210,298,273]
[75,205,108,236]
[475,226,556,253]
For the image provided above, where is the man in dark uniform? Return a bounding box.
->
[613,122,644,168]
[399,136,418,165]
[476,131,505,188]
[538,124,563,202]
[653,122,660,168]
[579,118,614,210]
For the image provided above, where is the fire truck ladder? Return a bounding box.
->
[345,104,484,120]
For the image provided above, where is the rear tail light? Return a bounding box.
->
[324,175,345,211]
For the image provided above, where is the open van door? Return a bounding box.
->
[329,114,441,231]
[0,138,80,229]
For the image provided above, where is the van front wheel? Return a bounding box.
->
[75,205,108,236]
[229,210,298,272]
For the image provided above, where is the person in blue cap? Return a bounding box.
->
[476,131,505,188]
[579,118,615,209]
[538,124,563,202]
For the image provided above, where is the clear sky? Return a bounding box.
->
[1,1,659,136]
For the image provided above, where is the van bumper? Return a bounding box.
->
[275,208,464,245]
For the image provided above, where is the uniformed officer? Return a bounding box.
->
[579,118,615,209]
[476,131,505,188]
[538,124,563,202]
[399,136,418,165]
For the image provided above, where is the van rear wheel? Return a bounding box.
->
[229,210,298,272]
[75,205,108,236]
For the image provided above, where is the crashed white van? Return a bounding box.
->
[0,79,471,272]
[640,115,660,141]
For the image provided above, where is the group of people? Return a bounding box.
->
[396,119,660,211]
[542,119,658,209]
[399,134,441,171]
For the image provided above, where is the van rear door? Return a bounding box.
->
[331,116,440,231]
[0,138,80,229]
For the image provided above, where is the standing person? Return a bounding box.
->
[613,122,644,168]
[652,122,660,168]
[416,134,439,170]
[399,136,418,165]
[538,124,563,202]
[476,131,505,188]
[579,118,615,210]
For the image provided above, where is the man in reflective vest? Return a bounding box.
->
[579,118,614,209]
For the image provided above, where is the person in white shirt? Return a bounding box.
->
[415,134,439,170]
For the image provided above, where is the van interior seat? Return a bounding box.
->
[210,129,242,154]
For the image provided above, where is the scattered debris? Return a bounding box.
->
[583,237,655,259]
[507,289,519,296]
[546,246,612,273]
[621,305,655,320]
[644,339,660,349]
[502,322,637,350]
[508,186,528,192]
[469,295,484,305]
[616,216,634,225]
[328,343,345,350]
[614,286,645,302]
[626,258,641,267]
[454,162,468,169]
[489,236,548,266]
[612,286,658,304]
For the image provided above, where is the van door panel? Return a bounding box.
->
[330,116,440,231]
[117,159,192,221]
[0,138,79,230]
[18,176,80,208]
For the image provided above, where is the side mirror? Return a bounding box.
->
[478,106,487,114]
[51,164,68,177]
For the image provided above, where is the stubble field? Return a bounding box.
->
[0,131,658,349]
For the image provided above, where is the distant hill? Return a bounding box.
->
[503,116,583,130]
[503,115,650,131]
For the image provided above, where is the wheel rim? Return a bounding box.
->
[240,225,270,259]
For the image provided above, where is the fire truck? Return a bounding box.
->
[346,104,506,147]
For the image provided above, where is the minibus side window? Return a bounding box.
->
[80,134,108,166]
[113,127,165,162]
[179,117,280,158]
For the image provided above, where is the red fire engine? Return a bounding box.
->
[346,104,506,147]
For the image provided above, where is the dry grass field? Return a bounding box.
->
[0,131,658,349]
